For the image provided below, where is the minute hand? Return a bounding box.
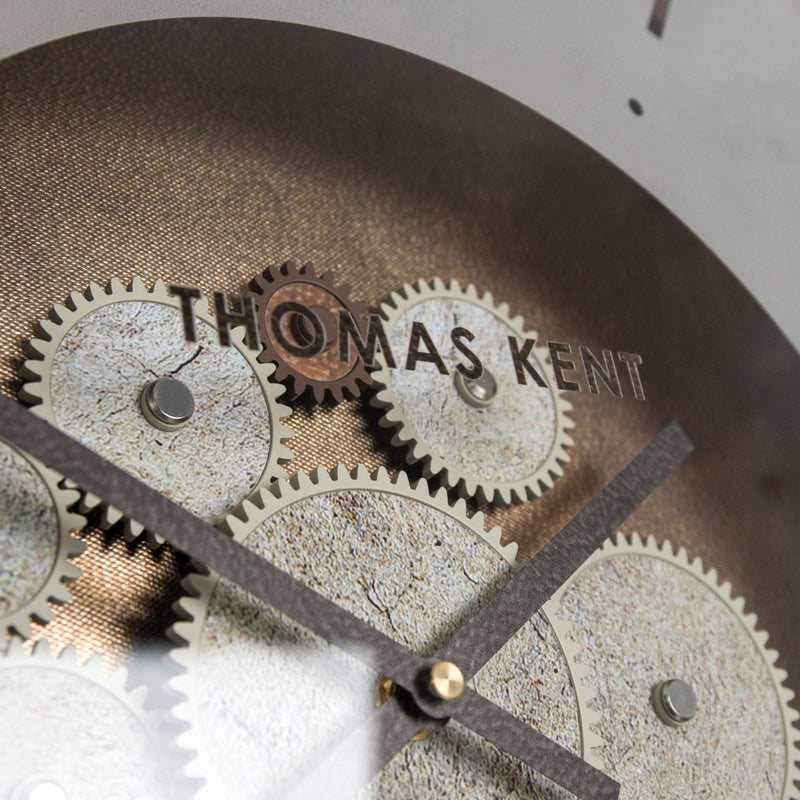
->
[436,420,693,680]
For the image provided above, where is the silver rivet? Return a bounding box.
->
[454,368,497,408]
[10,779,68,800]
[140,378,195,431]
[652,678,697,727]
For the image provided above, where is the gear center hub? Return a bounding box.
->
[140,377,195,431]
[652,678,698,727]
[454,367,498,409]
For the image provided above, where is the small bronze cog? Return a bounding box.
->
[248,262,372,403]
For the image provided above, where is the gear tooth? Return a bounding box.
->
[149,278,169,298]
[147,531,166,549]
[401,282,417,300]
[58,642,81,664]
[65,530,86,558]
[472,483,489,506]
[228,325,248,347]
[81,491,103,512]
[29,638,56,659]
[101,504,124,529]
[6,637,26,657]
[297,470,318,490]
[287,472,305,492]
[730,594,746,615]
[432,484,454,508]
[392,469,411,491]
[83,651,106,672]
[81,281,100,302]
[236,497,260,527]
[22,338,47,363]
[18,378,44,405]
[65,290,86,313]
[268,478,289,501]
[39,317,63,343]
[52,301,74,325]
[643,533,659,551]
[62,562,82,582]
[106,277,126,296]
[35,603,56,624]
[11,618,34,639]
[742,610,758,630]
[500,539,519,565]
[129,276,147,294]
[311,383,327,405]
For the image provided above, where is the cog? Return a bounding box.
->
[0,638,191,799]
[168,466,597,799]
[0,439,85,642]
[20,277,293,539]
[370,278,574,505]
[550,532,800,800]
[248,261,372,403]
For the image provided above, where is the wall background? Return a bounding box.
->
[1,0,797,348]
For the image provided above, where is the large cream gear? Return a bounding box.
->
[168,465,600,799]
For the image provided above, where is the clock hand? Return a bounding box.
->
[0,396,423,692]
[285,685,619,800]
[282,692,441,800]
[0,395,617,797]
[285,422,690,799]
[436,420,693,679]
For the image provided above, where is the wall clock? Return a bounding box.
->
[0,15,797,800]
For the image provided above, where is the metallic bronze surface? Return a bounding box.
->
[0,17,797,715]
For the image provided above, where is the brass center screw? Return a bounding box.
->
[428,660,465,701]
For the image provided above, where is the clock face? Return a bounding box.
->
[0,17,798,800]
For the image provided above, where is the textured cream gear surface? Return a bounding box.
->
[0,640,174,799]
[170,467,593,799]
[551,533,800,800]
[0,440,85,641]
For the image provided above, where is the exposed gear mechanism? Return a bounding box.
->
[0,639,190,799]
[550,532,800,800]
[370,278,574,505]
[248,261,372,403]
[20,277,293,540]
[0,439,85,641]
[168,466,597,799]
